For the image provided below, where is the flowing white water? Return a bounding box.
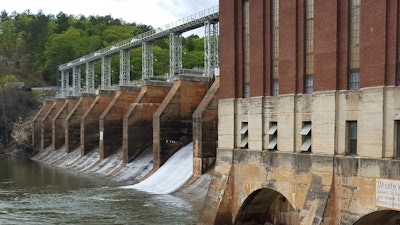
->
[122,142,193,194]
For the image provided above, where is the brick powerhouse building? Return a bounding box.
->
[199,0,400,225]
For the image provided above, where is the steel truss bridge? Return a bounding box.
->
[58,6,219,97]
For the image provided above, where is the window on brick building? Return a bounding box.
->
[272,0,279,96]
[243,0,250,98]
[347,121,357,155]
[349,69,360,90]
[304,0,314,94]
[300,122,312,152]
[272,78,279,96]
[305,75,313,94]
[240,122,249,148]
[395,121,400,157]
[397,64,400,86]
[267,122,277,150]
[348,0,360,90]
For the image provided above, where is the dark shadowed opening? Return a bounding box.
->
[353,210,400,225]
[234,188,299,225]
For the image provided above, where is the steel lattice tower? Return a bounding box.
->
[72,66,81,96]
[120,49,130,85]
[142,42,154,80]
[60,70,69,97]
[85,61,95,93]
[169,33,182,79]
[204,21,219,77]
[101,56,111,89]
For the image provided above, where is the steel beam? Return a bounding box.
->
[204,21,219,77]
[60,70,69,97]
[72,66,81,96]
[85,61,95,93]
[142,42,154,80]
[169,33,182,78]
[120,49,130,85]
[101,56,111,89]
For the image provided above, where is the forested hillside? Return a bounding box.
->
[0,10,205,86]
[0,10,206,154]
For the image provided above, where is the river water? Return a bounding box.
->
[0,156,200,225]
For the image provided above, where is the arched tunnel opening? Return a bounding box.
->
[234,188,299,225]
[353,210,400,225]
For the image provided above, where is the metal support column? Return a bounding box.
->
[169,33,182,78]
[60,70,69,97]
[120,49,130,85]
[142,42,154,80]
[101,56,111,89]
[85,61,95,93]
[204,21,219,77]
[72,66,81,96]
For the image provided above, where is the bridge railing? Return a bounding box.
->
[163,6,219,30]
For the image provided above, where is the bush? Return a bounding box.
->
[10,117,33,152]
[0,87,40,153]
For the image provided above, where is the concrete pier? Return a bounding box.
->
[193,76,220,177]
[99,86,140,159]
[32,99,54,151]
[152,75,213,169]
[65,94,96,152]
[40,98,66,151]
[122,80,172,163]
[53,96,79,150]
[81,90,115,156]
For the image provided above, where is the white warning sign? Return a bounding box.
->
[376,178,400,211]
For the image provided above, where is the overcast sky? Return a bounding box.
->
[0,0,218,28]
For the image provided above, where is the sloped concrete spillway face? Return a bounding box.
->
[353,210,400,225]
[234,188,299,225]
[122,142,193,194]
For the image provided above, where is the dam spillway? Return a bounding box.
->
[31,75,219,196]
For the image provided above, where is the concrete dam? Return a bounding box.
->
[31,75,220,194]
[31,2,400,223]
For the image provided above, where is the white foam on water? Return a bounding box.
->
[122,142,193,194]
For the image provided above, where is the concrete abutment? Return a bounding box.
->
[197,151,400,224]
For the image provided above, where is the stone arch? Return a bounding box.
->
[353,210,400,225]
[234,188,299,225]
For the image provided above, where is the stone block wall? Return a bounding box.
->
[200,86,400,224]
